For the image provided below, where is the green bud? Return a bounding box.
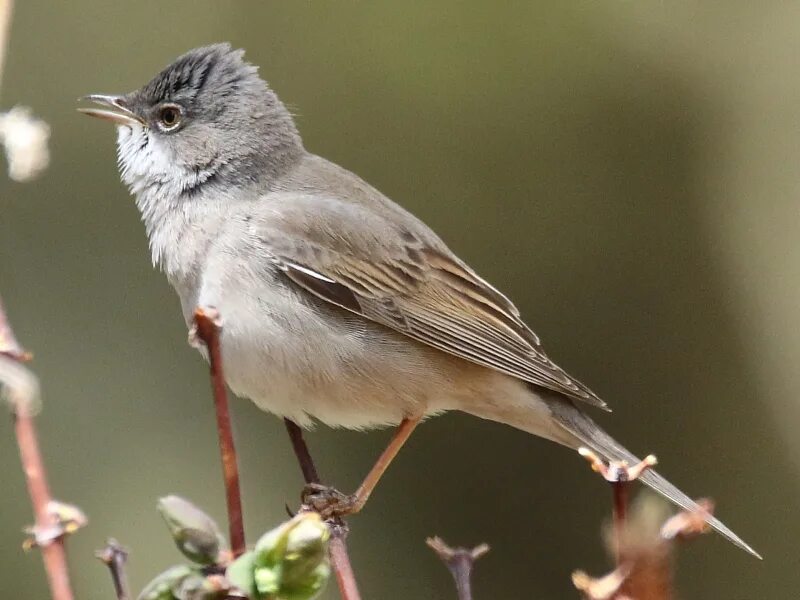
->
[278,563,330,600]
[137,565,194,600]
[225,551,257,598]
[253,566,281,596]
[252,512,331,600]
[174,573,229,600]
[158,496,227,565]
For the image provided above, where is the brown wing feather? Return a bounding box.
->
[257,191,606,408]
[276,245,608,410]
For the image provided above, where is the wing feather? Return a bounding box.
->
[277,250,607,410]
[257,193,606,409]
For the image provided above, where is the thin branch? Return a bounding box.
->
[328,534,361,600]
[611,482,628,562]
[192,307,245,558]
[283,418,362,600]
[284,418,320,484]
[426,536,489,600]
[95,539,130,600]
[579,448,657,564]
[0,297,76,600]
[661,498,715,542]
[572,497,715,600]
[15,409,75,600]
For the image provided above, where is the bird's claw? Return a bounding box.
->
[301,483,358,520]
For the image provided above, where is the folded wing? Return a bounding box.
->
[257,194,608,410]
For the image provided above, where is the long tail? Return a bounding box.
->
[545,398,761,559]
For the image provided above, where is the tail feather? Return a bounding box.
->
[548,399,761,559]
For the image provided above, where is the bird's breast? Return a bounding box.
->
[193,271,459,429]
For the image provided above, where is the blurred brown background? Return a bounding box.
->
[1,1,798,598]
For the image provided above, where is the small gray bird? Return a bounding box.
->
[80,44,757,557]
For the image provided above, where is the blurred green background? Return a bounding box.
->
[1,1,798,597]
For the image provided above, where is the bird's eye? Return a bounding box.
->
[156,104,182,131]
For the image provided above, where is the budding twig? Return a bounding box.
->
[661,498,714,542]
[579,448,657,564]
[96,538,131,600]
[426,536,489,600]
[192,307,246,558]
[572,566,631,600]
[1,296,77,600]
[572,490,715,599]
[283,418,362,600]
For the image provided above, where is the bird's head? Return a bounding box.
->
[80,44,302,198]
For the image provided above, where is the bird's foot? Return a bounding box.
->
[301,483,359,520]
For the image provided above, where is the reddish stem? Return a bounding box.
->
[1,296,74,600]
[329,536,361,600]
[193,308,246,558]
[283,418,362,600]
[284,418,320,484]
[612,481,628,564]
[15,408,74,600]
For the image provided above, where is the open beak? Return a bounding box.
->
[77,94,144,127]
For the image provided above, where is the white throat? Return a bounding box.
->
[115,125,222,283]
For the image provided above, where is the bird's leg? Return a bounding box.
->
[301,417,421,519]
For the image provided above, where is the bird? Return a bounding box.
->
[79,43,758,558]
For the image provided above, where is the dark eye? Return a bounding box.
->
[157,104,182,131]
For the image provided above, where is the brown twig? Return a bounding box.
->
[661,498,714,542]
[284,418,320,484]
[572,498,715,600]
[192,307,245,558]
[426,536,489,600]
[283,418,362,600]
[573,449,714,600]
[95,538,130,600]
[579,448,657,564]
[328,534,361,600]
[0,297,76,600]
[15,410,75,600]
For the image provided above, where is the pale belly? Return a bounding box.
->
[189,277,464,429]
[177,260,554,436]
